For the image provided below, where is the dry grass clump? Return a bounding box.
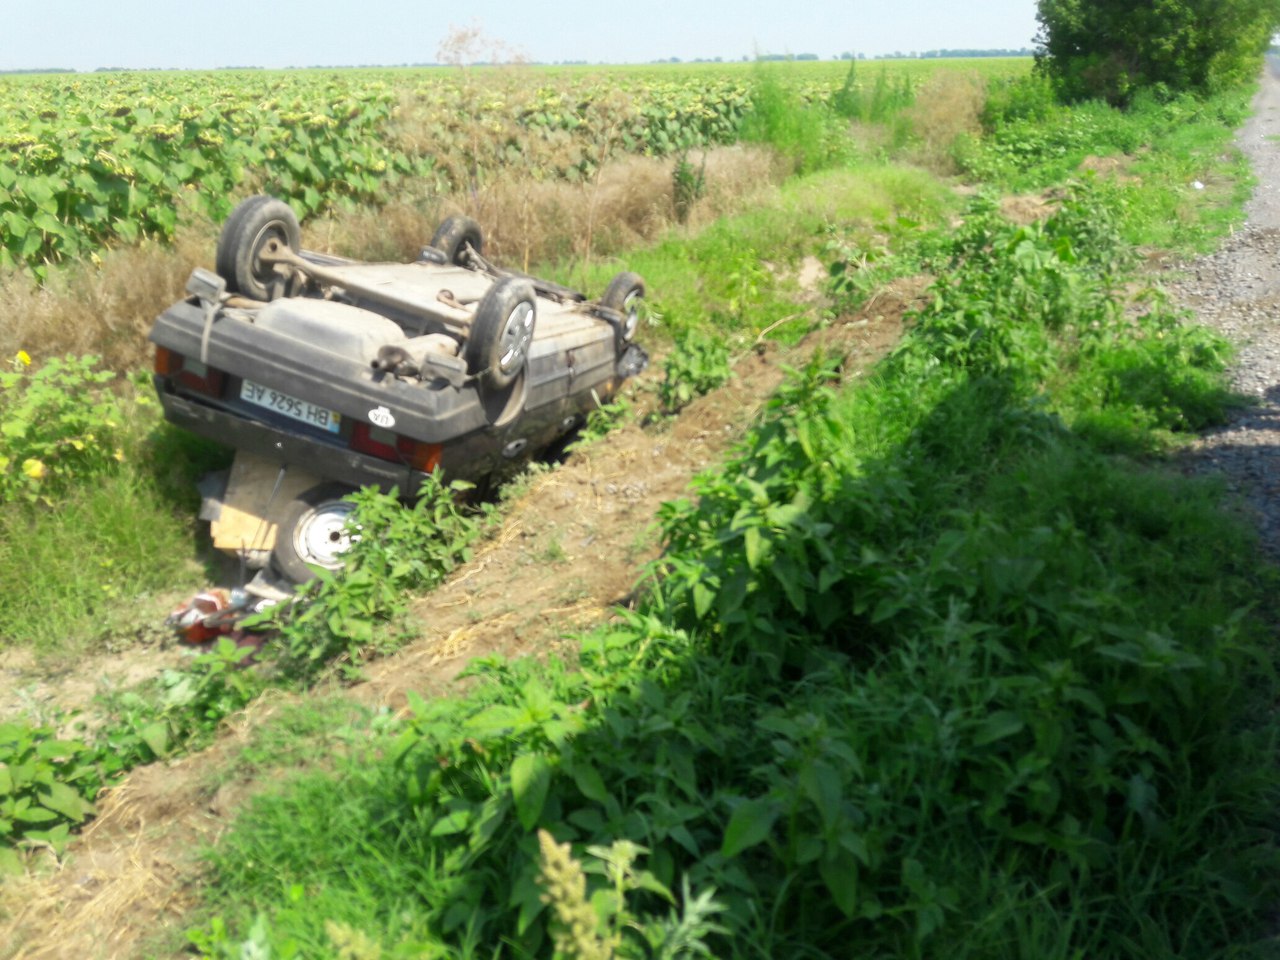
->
[310,145,779,273]
[1,145,780,374]
[472,156,677,267]
[902,72,987,174]
[444,145,780,270]
[1000,192,1060,224]
[300,198,447,263]
[0,223,216,373]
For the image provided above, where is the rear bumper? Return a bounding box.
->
[157,382,427,493]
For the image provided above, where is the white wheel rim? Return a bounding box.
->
[499,301,535,374]
[622,290,640,340]
[293,501,356,569]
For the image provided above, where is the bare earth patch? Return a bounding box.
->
[1000,192,1058,224]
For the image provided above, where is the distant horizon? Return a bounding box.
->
[5,0,1041,74]
[0,48,1038,77]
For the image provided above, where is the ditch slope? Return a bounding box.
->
[0,274,920,959]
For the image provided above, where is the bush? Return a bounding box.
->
[658,330,731,415]
[1035,0,1280,104]
[0,353,123,504]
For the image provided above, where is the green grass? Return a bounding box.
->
[0,382,230,654]
[959,78,1255,251]
[562,162,954,347]
[212,694,383,783]
[511,57,1033,86]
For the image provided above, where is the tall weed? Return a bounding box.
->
[957,83,1253,250]
[739,68,847,175]
[831,60,918,123]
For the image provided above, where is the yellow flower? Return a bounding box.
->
[22,459,46,481]
[16,350,31,367]
[113,448,125,462]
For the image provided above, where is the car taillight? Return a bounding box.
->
[154,346,181,376]
[350,423,441,473]
[155,347,225,397]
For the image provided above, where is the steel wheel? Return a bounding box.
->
[271,483,358,583]
[497,299,535,377]
[467,276,537,392]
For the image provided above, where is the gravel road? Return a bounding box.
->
[1170,60,1280,558]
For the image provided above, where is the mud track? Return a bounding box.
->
[0,278,920,958]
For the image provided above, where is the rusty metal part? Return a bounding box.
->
[436,289,475,311]
[259,238,471,335]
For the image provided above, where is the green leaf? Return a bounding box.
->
[571,763,609,804]
[14,805,60,826]
[720,797,780,858]
[743,525,764,570]
[150,204,178,237]
[39,781,93,823]
[974,710,1025,746]
[22,177,56,212]
[799,761,843,832]
[35,740,86,761]
[139,722,170,758]
[26,822,72,854]
[511,870,547,935]
[31,211,64,236]
[692,581,714,618]
[511,753,551,830]
[820,848,859,917]
[0,846,22,877]
[429,808,471,837]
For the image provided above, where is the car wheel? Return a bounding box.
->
[271,482,358,584]
[468,276,537,392]
[431,216,484,266]
[601,271,645,342]
[216,196,301,301]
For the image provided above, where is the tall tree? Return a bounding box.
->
[1035,0,1280,104]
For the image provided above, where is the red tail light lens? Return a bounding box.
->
[155,348,225,397]
[350,423,441,472]
[400,438,442,474]
[154,346,180,376]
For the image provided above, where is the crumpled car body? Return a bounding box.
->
[149,196,647,586]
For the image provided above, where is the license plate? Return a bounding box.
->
[240,380,341,434]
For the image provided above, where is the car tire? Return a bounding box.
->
[271,482,358,584]
[216,196,301,301]
[601,271,645,343]
[431,216,484,266]
[468,276,537,392]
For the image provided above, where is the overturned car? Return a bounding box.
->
[149,196,647,588]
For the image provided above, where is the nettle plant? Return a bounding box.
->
[0,722,98,873]
[657,330,731,415]
[264,475,489,682]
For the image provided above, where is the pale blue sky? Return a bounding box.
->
[4,0,1041,72]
